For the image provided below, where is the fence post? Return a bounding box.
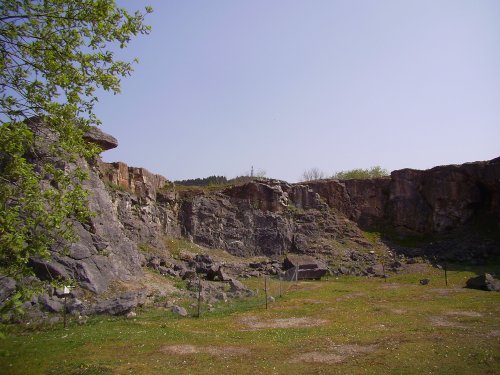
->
[197,277,202,318]
[444,263,448,287]
[279,273,282,298]
[265,276,268,309]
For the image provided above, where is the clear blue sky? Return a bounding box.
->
[96,0,500,182]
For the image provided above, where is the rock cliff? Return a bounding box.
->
[2,125,499,317]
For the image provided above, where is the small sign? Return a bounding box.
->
[63,286,71,295]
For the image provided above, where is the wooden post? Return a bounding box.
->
[197,278,202,318]
[382,262,386,283]
[265,276,268,310]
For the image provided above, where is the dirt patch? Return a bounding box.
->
[429,288,467,295]
[240,316,327,330]
[290,343,377,364]
[488,330,500,337]
[302,299,327,304]
[162,344,250,357]
[429,316,467,329]
[380,283,402,289]
[331,343,378,355]
[446,311,482,318]
[391,309,407,315]
[335,292,365,302]
[290,352,344,364]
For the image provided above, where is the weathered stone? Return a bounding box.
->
[283,255,328,280]
[216,268,231,282]
[126,311,137,319]
[366,264,385,277]
[229,278,247,292]
[0,276,16,303]
[38,295,64,313]
[89,290,146,315]
[83,126,118,150]
[171,305,188,317]
[465,273,500,291]
[181,269,197,280]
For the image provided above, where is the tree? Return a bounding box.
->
[332,166,389,180]
[0,1,151,285]
[301,167,326,182]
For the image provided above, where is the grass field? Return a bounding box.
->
[0,263,498,374]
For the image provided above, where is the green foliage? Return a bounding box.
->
[332,165,389,180]
[175,175,228,187]
[0,1,151,282]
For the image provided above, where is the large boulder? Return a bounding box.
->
[465,273,500,291]
[88,290,146,315]
[283,255,328,280]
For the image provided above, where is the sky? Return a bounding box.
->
[96,0,500,182]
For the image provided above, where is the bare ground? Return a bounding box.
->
[290,343,378,364]
[161,344,250,357]
[239,316,328,330]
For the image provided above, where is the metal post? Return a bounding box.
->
[382,262,386,282]
[63,294,67,328]
[265,277,268,310]
[279,274,282,298]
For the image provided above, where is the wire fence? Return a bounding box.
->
[187,266,305,317]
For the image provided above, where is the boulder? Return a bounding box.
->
[171,305,188,317]
[38,295,64,313]
[465,273,500,291]
[419,279,430,285]
[283,255,328,280]
[89,290,146,315]
[228,278,247,292]
[0,276,16,303]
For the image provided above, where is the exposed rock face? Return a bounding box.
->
[307,158,500,235]
[3,123,499,318]
[31,158,145,294]
[98,160,181,253]
[178,181,365,258]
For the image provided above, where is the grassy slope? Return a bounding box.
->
[0,265,498,375]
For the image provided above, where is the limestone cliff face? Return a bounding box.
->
[98,160,180,252]
[178,181,369,258]
[307,158,500,235]
[23,124,499,299]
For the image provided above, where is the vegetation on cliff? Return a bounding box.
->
[0,1,151,285]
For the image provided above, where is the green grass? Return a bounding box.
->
[0,264,499,374]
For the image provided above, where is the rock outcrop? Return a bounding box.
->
[307,158,500,236]
[2,122,499,318]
